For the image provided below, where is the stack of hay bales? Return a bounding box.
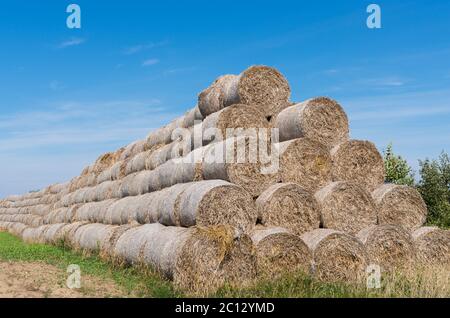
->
[0,65,448,294]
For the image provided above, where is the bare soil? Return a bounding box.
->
[0,261,126,298]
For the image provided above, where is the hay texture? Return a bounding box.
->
[357,225,417,272]
[372,184,427,231]
[251,227,312,277]
[71,223,119,253]
[412,227,450,265]
[114,224,256,294]
[198,66,290,118]
[331,140,385,192]
[198,103,269,146]
[255,183,320,236]
[173,225,256,294]
[302,229,368,282]
[174,180,257,232]
[277,138,332,192]
[274,97,349,148]
[202,136,279,197]
[315,181,377,235]
[103,180,257,232]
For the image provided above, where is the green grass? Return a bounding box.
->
[0,232,179,297]
[1,231,448,298]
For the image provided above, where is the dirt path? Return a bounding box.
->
[0,261,127,298]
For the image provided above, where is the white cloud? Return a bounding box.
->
[57,37,86,48]
[123,40,169,55]
[0,98,180,153]
[163,66,197,75]
[142,58,160,66]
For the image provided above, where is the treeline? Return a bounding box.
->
[384,144,450,228]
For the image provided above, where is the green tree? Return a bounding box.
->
[383,143,415,186]
[417,152,450,227]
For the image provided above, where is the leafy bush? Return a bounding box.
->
[383,144,450,228]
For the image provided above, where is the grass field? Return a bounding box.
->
[0,231,448,298]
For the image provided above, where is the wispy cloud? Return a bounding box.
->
[57,37,86,49]
[142,58,160,67]
[123,40,169,55]
[163,66,197,75]
[0,98,178,153]
[323,69,339,75]
[350,106,450,121]
[348,76,409,89]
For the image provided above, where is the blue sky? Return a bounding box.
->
[1,0,449,197]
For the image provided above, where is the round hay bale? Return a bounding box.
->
[104,196,140,225]
[199,103,269,146]
[109,161,122,180]
[198,66,291,118]
[202,136,279,197]
[22,225,50,244]
[256,183,320,236]
[100,224,138,260]
[97,166,114,184]
[373,184,427,231]
[412,227,450,265]
[301,229,369,282]
[157,183,192,226]
[146,125,175,148]
[52,222,88,246]
[182,105,203,128]
[92,152,116,175]
[43,207,68,224]
[217,233,257,288]
[125,150,151,175]
[9,222,28,236]
[61,221,89,247]
[198,74,236,117]
[159,147,205,187]
[357,225,417,272]
[119,140,146,161]
[92,181,119,201]
[136,170,162,194]
[145,143,175,171]
[71,223,118,252]
[277,138,332,192]
[172,225,237,294]
[74,199,117,223]
[315,181,377,235]
[251,226,312,277]
[132,191,166,224]
[113,224,159,264]
[274,97,349,148]
[331,140,385,192]
[42,223,67,244]
[118,173,139,198]
[176,180,257,233]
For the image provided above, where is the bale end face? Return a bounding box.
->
[331,140,385,192]
[302,229,369,283]
[315,181,377,235]
[412,227,450,265]
[357,225,417,272]
[373,184,428,231]
[256,183,320,236]
[174,225,253,295]
[252,227,312,278]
